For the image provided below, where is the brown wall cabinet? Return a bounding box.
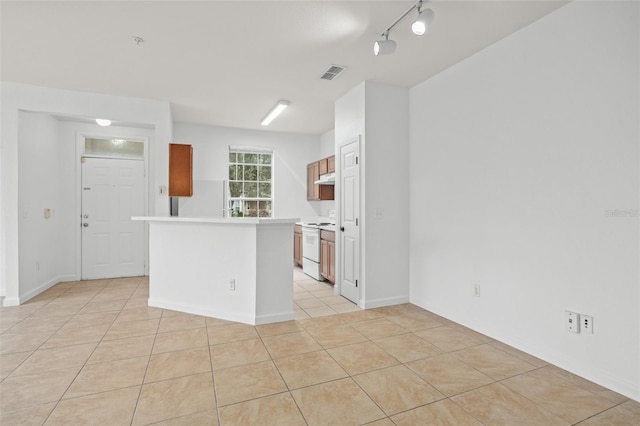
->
[320,230,335,284]
[307,156,335,201]
[294,225,303,266]
[169,143,193,196]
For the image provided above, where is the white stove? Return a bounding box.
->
[300,222,334,280]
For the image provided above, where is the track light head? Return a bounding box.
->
[374,37,397,56]
[412,8,434,36]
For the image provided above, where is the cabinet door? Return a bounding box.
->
[307,162,320,200]
[318,158,328,175]
[328,241,336,283]
[169,143,193,196]
[320,239,329,279]
[294,231,302,266]
[327,155,335,173]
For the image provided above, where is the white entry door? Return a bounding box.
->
[81,157,145,279]
[339,137,360,304]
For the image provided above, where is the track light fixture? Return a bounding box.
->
[374,0,435,55]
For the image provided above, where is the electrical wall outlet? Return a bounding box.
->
[228,279,236,291]
[566,311,580,333]
[473,284,481,297]
[582,315,593,334]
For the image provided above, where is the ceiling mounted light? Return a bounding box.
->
[374,0,435,55]
[95,118,112,127]
[261,100,290,126]
[374,35,397,56]
[411,8,435,35]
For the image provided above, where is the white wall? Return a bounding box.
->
[335,81,410,308]
[1,82,172,303]
[173,122,322,219]
[409,0,639,399]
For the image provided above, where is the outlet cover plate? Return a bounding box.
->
[566,311,580,333]
[582,315,593,333]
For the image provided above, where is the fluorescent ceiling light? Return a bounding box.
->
[261,100,290,126]
[96,118,112,126]
[412,8,434,36]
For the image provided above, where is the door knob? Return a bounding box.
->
[340,226,345,232]
[83,223,89,227]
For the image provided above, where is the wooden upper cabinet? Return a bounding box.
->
[169,143,193,197]
[318,158,328,175]
[327,155,335,173]
[307,160,334,201]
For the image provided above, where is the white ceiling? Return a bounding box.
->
[1,0,568,135]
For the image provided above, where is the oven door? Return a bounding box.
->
[302,226,320,263]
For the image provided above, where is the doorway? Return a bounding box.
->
[80,156,145,279]
[338,137,360,304]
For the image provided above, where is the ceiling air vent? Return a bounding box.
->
[320,65,347,81]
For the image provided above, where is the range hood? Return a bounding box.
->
[314,172,335,185]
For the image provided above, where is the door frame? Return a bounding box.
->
[75,132,149,280]
[335,135,361,305]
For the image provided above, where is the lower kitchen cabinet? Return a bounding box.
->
[294,225,303,266]
[320,230,335,284]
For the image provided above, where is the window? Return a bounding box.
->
[228,148,273,217]
[84,138,144,159]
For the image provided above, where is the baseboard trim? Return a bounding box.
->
[361,295,410,309]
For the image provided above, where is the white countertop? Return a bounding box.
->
[132,216,299,225]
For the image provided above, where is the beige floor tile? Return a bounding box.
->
[488,340,548,367]
[365,419,395,426]
[47,386,140,426]
[103,318,160,340]
[354,365,444,415]
[152,409,219,425]
[115,306,163,323]
[299,314,347,332]
[291,377,386,426]
[62,311,118,329]
[351,318,407,340]
[452,383,569,425]
[414,326,484,352]
[578,404,640,425]
[11,342,97,376]
[293,291,316,301]
[337,309,385,323]
[330,302,361,313]
[64,356,148,398]
[0,402,56,426]
[214,360,287,406]
[305,322,367,348]
[123,297,150,310]
[619,399,640,416]
[262,331,322,358]
[40,323,109,349]
[385,312,445,332]
[407,353,494,396]
[501,368,619,423]
[77,298,128,315]
[295,297,327,309]
[0,351,32,380]
[88,334,155,364]
[210,338,270,370]
[133,372,215,425]
[305,305,338,318]
[374,332,442,363]
[450,343,536,380]
[0,368,79,409]
[256,320,305,337]
[391,399,483,425]
[153,327,208,354]
[146,347,211,382]
[158,314,207,333]
[327,341,399,375]
[311,289,338,298]
[542,365,628,404]
[274,350,348,389]
[318,295,350,306]
[218,392,306,426]
[205,316,234,327]
[207,322,258,345]
[0,331,53,354]
[5,315,71,334]
[294,309,310,320]
[30,302,86,318]
[297,281,328,292]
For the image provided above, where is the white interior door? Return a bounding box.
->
[81,157,145,279]
[339,138,360,304]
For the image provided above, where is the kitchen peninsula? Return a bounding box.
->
[132,216,298,325]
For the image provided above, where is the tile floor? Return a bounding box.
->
[293,268,359,319]
[1,274,639,425]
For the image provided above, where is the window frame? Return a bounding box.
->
[228,147,274,218]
